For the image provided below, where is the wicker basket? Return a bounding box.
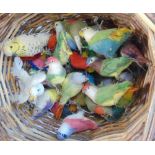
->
[0,13,155,141]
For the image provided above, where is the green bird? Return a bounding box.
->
[53,22,73,65]
[79,27,132,58]
[46,57,66,88]
[85,96,125,121]
[52,72,88,119]
[82,81,132,107]
[63,19,87,52]
[86,56,133,79]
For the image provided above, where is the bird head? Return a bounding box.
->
[57,123,74,140]
[79,27,97,42]
[29,84,45,101]
[94,106,105,116]
[2,39,20,56]
[86,57,98,66]
[71,72,88,84]
[55,21,64,34]
[82,82,91,93]
[45,56,59,66]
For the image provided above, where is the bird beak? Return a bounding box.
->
[29,95,37,102]
[79,30,84,37]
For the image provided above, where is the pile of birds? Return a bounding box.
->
[1,18,149,140]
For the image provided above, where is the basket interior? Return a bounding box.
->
[0,13,153,140]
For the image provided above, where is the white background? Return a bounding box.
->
[0,0,155,155]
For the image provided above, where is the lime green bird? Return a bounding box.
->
[85,96,125,121]
[53,72,88,119]
[82,81,132,107]
[46,57,66,88]
[86,56,133,79]
[53,22,73,65]
[79,27,132,58]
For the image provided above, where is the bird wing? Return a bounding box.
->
[88,28,116,45]
[96,81,132,106]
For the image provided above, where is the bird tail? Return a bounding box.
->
[51,102,64,120]
[11,57,30,81]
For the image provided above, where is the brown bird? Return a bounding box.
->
[120,43,149,66]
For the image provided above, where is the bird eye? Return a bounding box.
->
[10,45,13,49]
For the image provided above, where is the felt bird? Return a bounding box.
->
[52,72,88,119]
[63,19,87,52]
[86,56,132,79]
[69,52,88,70]
[55,21,78,51]
[79,27,132,58]
[32,89,60,119]
[48,29,57,52]
[82,81,132,107]
[46,57,66,87]
[11,57,46,104]
[53,22,73,65]
[85,96,125,121]
[2,33,50,57]
[57,111,98,140]
[121,43,149,66]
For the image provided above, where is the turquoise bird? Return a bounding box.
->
[79,27,132,58]
[52,72,88,119]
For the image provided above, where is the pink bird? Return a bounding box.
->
[57,111,98,140]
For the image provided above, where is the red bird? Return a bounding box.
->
[69,52,88,70]
[48,29,57,52]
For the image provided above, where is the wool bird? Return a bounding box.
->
[57,111,98,140]
[82,81,132,107]
[53,22,76,64]
[86,56,132,79]
[85,96,125,121]
[48,29,57,52]
[46,57,66,87]
[63,19,87,52]
[120,42,149,66]
[11,57,46,104]
[28,54,47,71]
[79,27,132,58]
[52,72,88,119]
[2,33,50,57]
[32,89,60,119]
[69,52,88,70]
